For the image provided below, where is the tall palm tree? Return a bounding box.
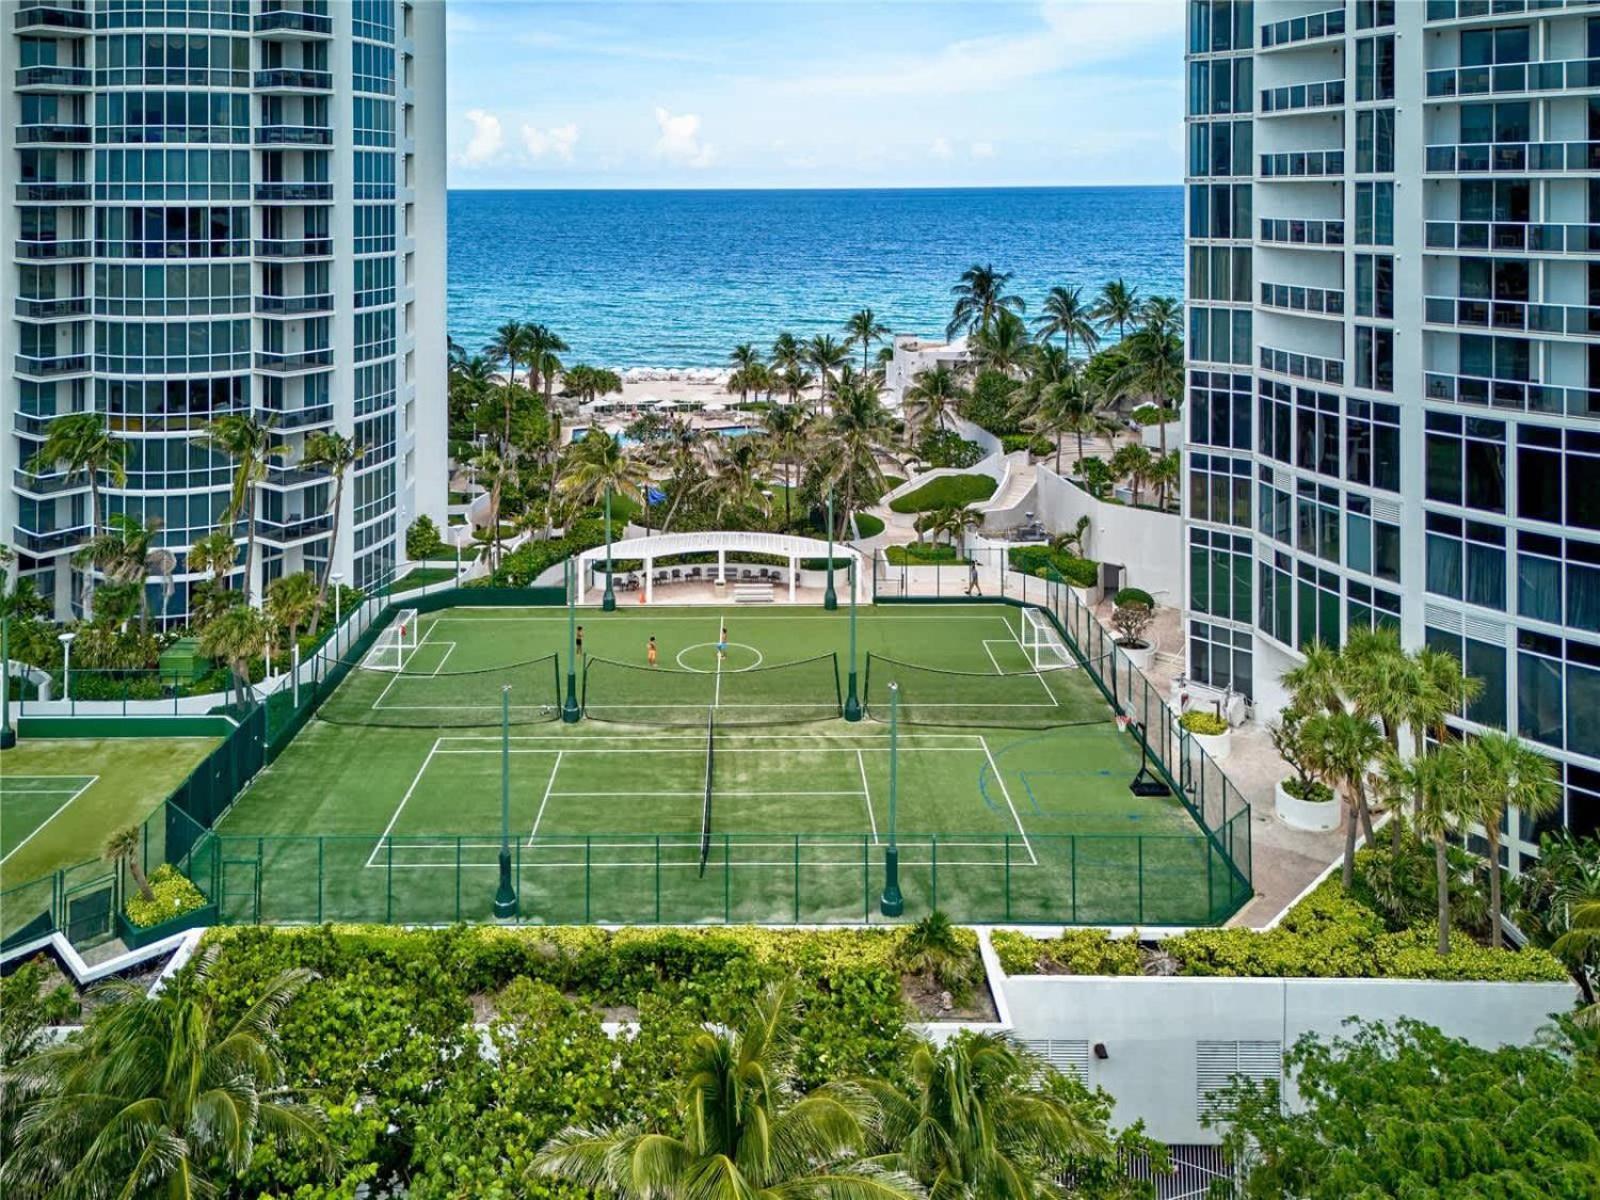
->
[300,431,365,633]
[652,418,711,534]
[534,983,916,1200]
[1283,640,1345,709]
[859,1033,1108,1198]
[1140,295,1183,338]
[1304,708,1385,890]
[199,601,271,710]
[75,512,175,635]
[195,415,281,605]
[27,412,128,615]
[267,569,319,655]
[969,310,1033,375]
[1463,731,1562,947]
[1109,321,1184,457]
[764,403,811,529]
[1033,285,1102,360]
[557,429,649,519]
[485,319,534,448]
[1109,443,1155,507]
[845,308,891,373]
[526,323,570,411]
[822,376,898,534]
[1415,645,1484,747]
[916,504,981,552]
[702,438,774,524]
[771,331,802,375]
[1,956,330,1199]
[1092,278,1141,340]
[947,263,1024,340]
[1380,745,1468,955]
[903,366,967,438]
[807,335,850,409]
[780,366,815,409]
[188,526,238,605]
[1149,451,1181,510]
[1024,375,1108,474]
[471,445,515,569]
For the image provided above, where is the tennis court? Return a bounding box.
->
[204,603,1247,926]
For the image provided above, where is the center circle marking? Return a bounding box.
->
[674,642,765,673]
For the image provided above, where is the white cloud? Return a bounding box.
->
[456,108,504,167]
[970,141,995,159]
[652,107,715,168]
[521,122,579,162]
[929,136,953,160]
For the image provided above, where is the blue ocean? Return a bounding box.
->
[447,187,1182,369]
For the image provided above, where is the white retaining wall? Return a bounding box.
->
[1033,466,1182,602]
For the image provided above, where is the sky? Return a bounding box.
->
[445,0,1185,189]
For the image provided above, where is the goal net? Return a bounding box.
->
[363,609,420,672]
[1019,607,1074,671]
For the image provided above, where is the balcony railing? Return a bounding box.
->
[15,353,89,378]
[1425,220,1600,255]
[15,239,90,260]
[255,349,333,373]
[1259,346,1345,386]
[1260,6,1345,48]
[262,462,330,488]
[1425,140,1600,173]
[15,182,89,202]
[1427,58,1600,98]
[259,404,334,431]
[1424,295,1600,337]
[1425,371,1600,419]
[104,408,249,435]
[254,182,333,202]
[14,6,91,33]
[252,68,333,91]
[1259,217,1344,246]
[16,124,89,145]
[1260,79,1345,114]
[258,514,335,542]
[256,294,333,316]
[254,237,333,258]
[1259,149,1344,178]
[254,125,333,147]
[1427,0,1598,21]
[1259,282,1345,317]
[15,296,89,319]
[12,469,88,496]
[13,526,90,556]
[15,66,92,89]
[253,9,333,36]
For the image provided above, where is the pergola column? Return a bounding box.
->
[717,548,726,584]
[788,555,797,602]
[645,556,654,604]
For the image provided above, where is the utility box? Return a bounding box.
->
[158,637,211,683]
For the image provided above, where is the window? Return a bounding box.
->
[1425,626,1507,730]
[1356,35,1395,102]
[1356,109,1394,172]
[1346,399,1401,491]
[1188,246,1252,302]
[1346,495,1401,583]
[1425,412,1505,513]
[1348,580,1402,636]
[1257,380,1292,464]
[1189,528,1253,623]
[1354,326,1393,392]
[1257,466,1292,544]
[1296,561,1342,651]
[1188,452,1252,527]
[1189,619,1255,699]
[1355,0,1395,29]
[1517,532,1600,634]
[1296,480,1340,564]
[1259,554,1294,646]
[1460,25,1530,68]
[1355,182,1394,246]
[1188,119,1254,179]
[1517,630,1565,749]
[1294,389,1340,478]
[1188,370,1252,449]
[1426,512,1506,610]
[1187,181,1251,240]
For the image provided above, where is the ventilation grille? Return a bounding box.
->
[1370,497,1401,523]
[1024,1038,1090,1081]
[1273,467,1292,490]
[1196,1039,1282,1120]
[1463,614,1507,645]
[1424,604,1463,634]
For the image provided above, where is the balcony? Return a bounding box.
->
[13,6,90,34]
[15,65,92,90]
[1427,58,1600,99]
[1260,6,1345,49]
[12,526,90,556]
[15,182,89,202]
[261,462,330,489]
[1259,79,1345,115]
[253,9,333,37]
[254,125,333,147]
[1425,372,1600,420]
[252,68,333,92]
[256,293,333,317]
[14,353,89,379]
[12,469,88,497]
[1258,346,1345,386]
[1259,282,1345,318]
[15,238,90,261]
[259,404,334,431]
[1258,217,1344,247]
[16,124,89,145]
[255,349,333,373]
[254,182,333,203]
[104,408,249,436]
[15,296,89,320]
[254,237,332,258]
[1425,295,1600,338]
[257,513,334,544]
[1425,140,1600,174]
[1427,0,1600,23]
[1425,220,1600,255]
[1259,149,1344,178]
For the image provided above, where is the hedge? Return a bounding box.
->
[885,542,969,565]
[887,474,998,513]
[1007,545,1100,589]
[124,864,208,928]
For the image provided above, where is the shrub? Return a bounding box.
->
[917,429,985,470]
[885,542,968,565]
[1110,591,1155,648]
[957,369,1023,436]
[1007,545,1100,589]
[1282,776,1336,804]
[887,474,998,513]
[992,929,1141,977]
[489,518,606,587]
[1114,587,1154,608]
[124,864,208,928]
[405,515,446,561]
[853,512,885,538]
[1179,710,1229,736]
[1130,405,1167,426]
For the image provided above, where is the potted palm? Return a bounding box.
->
[1268,705,1339,831]
[1179,708,1231,761]
[1110,587,1156,670]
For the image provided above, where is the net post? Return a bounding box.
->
[317,837,324,924]
[654,836,662,924]
[879,682,903,917]
[494,685,519,918]
[584,836,592,922]
[1004,837,1011,922]
[454,837,462,922]
[931,835,938,912]
[1137,836,1145,924]
[843,560,861,720]
[793,834,800,923]
[562,558,581,723]
[1070,837,1078,923]
[723,834,731,922]
[386,834,393,924]
[601,485,617,611]
[824,489,838,610]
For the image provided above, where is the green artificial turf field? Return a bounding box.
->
[207,604,1243,926]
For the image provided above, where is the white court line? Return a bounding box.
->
[425,612,1020,623]
[434,747,988,756]
[372,618,440,709]
[429,641,457,676]
[366,740,443,867]
[980,638,1005,674]
[383,854,1039,871]
[978,735,1036,866]
[551,790,867,797]
[0,775,99,867]
[856,750,879,845]
[1001,616,1061,707]
[527,750,563,845]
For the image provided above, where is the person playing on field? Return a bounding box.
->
[967,560,982,597]
[647,635,658,667]
[717,624,729,662]
[575,624,584,657]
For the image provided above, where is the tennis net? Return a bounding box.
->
[699,708,714,877]
[862,652,1115,729]
[581,652,842,726]
[316,653,563,728]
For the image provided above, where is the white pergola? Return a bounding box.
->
[574,530,867,604]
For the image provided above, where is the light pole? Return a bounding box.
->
[331,571,344,658]
[59,631,76,705]
[493,684,519,918]
[561,557,581,722]
[601,484,616,611]
[823,488,838,611]
[1,617,15,749]
[843,557,861,721]
[879,681,903,917]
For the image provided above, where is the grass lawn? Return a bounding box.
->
[888,474,998,513]
[0,737,219,889]
[207,604,1241,928]
[386,567,458,593]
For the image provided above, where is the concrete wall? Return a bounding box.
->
[947,413,1004,460]
[1034,467,1182,603]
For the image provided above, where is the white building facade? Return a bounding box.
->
[1183,0,1600,864]
[1,0,448,620]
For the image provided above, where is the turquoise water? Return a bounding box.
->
[569,425,757,447]
[448,187,1181,368]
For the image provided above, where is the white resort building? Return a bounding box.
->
[0,0,448,620]
[1183,0,1600,862]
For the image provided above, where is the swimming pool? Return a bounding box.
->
[568,424,758,447]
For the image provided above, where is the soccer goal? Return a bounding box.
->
[364,609,420,671]
[1020,607,1074,671]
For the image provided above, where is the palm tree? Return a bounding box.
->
[526,324,570,409]
[471,444,515,569]
[1282,640,1345,712]
[102,824,155,902]
[764,403,810,529]
[534,982,915,1200]
[969,310,1033,375]
[1463,731,1562,947]
[485,319,534,448]
[771,330,802,374]
[195,415,281,605]
[916,505,981,552]
[27,413,128,614]
[1092,279,1141,340]
[1140,295,1183,337]
[652,418,711,534]
[1,956,330,1199]
[1109,322,1184,457]
[807,335,850,409]
[266,570,319,655]
[188,526,238,611]
[1380,745,1468,955]
[75,513,175,635]
[1033,285,1102,360]
[1109,443,1155,507]
[947,263,1025,340]
[702,438,773,523]
[845,308,891,373]
[557,429,649,519]
[1149,451,1181,510]
[1553,901,1600,1025]
[199,601,271,710]
[300,431,365,633]
[903,366,967,438]
[1304,709,1385,890]
[780,366,816,409]
[858,1033,1108,1198]
[1415,646,1484,748]
[822,376,898,533]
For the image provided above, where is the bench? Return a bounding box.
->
[733,582,774,604]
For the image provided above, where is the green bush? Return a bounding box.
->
[489,518,606,587]
[992,929,1141,976]
[853,512,885,538]
[405,515,446,561]
[957,369,1023,436]
[917,429,985,470]
[1179,710,1229,736]
[1282,776,1336,804]
[1113,587,1155,608]
[885,542,969,565]
[1007,545,1100,588]
[1001,433,1054,457]
[888,474,998,513]
[124,864,208,928]
[1130,405,1167,426]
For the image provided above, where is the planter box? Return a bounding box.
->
[1186,726,1231,761]
[1275,779,1339,832]
[116,901,216,950]
[1118,641,1153,671]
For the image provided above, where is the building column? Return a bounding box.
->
[788,555,797,602]
[717,548,726,584]
[645,556,654,604]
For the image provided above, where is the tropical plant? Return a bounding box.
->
[816,376,898,532]
[1107,321,1183,457]
[103,823,155,903]
[1303,709,1385,890]
[199,601,271,710]
[195,415,281,605]
[1092,279,1141,340]
[1281,640,1346,714]
[969,310,1033,375]
[1149,451,1181,510]
[845,308,891,373]
[914,505,981,552]
[1108,443,1154,507]
[903,366,967,438]
[533,982,917,1200]
[701,437,773,523]
[26,413,128,615]
[896,911,978,1004]
[1110,591,1155,649]
[266,570,319,652]
[557,430,650,529]
[1553,901,1600,1025]
[301,430,365,632]
[807,334,850,408]
[0,956,330,1200]
[947,263,1025,340]
[1033,285,1101,360]
[764,403,811,529]
[1462,731,1562,947]
[74,513,175,635]
[1379,745,1469,954]
[1268,706,1333,806]
[406,514,447,561]
[469,445,514,569]
[1025,371,1112,473]
[771,330,803,374]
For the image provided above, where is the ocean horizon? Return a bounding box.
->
[447,186,1182,369]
